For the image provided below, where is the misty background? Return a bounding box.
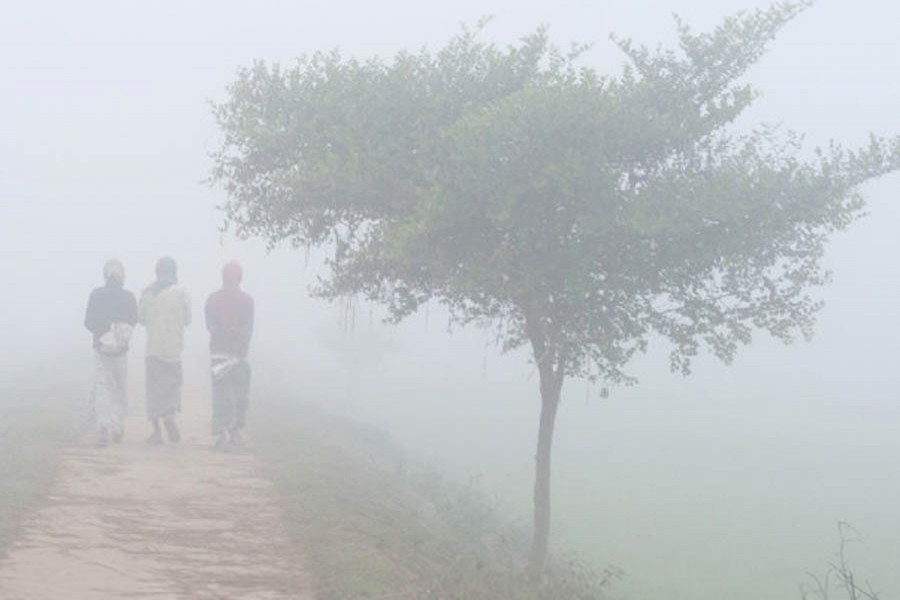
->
[2,1,899,599]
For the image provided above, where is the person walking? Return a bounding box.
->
[205,260,254,449]
[84,259,138,447]
[139,256,191,444]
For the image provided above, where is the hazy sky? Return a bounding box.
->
[2,0,898,368]
[2,1,900,598]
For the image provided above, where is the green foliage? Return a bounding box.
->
[251,395,619,599]
[212,2,900,385]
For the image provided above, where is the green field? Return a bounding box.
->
[0,360,87,551]
[249,388,617,600]
[272,351,900,600]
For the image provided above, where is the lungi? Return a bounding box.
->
[211,357,251,435]
[146,357,182,421]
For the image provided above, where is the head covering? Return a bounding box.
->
[103,259,125,284]
[155,256,177,282]
[149,256,178,295]
[222,260,243,289]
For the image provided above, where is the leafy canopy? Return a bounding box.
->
[212,2,900,385]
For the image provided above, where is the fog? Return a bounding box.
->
[3,1,900,599]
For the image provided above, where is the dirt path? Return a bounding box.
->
[0,400,314,599]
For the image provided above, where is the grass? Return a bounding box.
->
[250,390,618,600]
[0,360,87,551]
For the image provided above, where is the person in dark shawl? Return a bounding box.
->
[205,260,254,449]
[139,256,191,444]
[84,259,138,446]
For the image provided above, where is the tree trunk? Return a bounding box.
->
[528,370,562,576]
[523,300,565,576]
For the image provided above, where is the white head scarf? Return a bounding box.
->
[103,259,125,284]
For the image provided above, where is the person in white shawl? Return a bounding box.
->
[139,256,192,444]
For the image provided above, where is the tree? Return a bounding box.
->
[211,2,900,574]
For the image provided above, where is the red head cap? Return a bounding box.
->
[222,260,243,288]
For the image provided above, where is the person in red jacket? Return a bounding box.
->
[205,260,254,449]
